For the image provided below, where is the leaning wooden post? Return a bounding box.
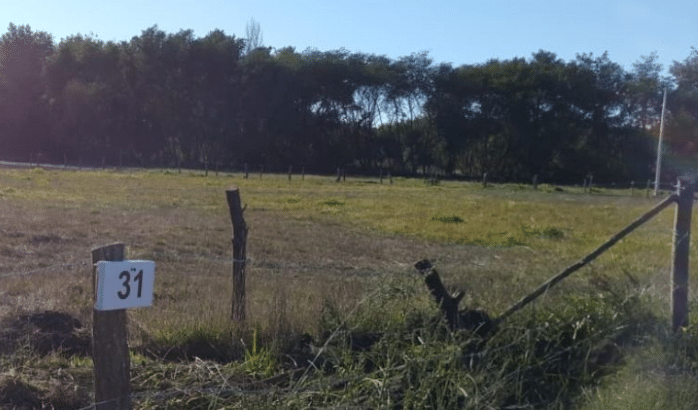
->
[92,243,130,410]
[226,189,248,323]
[495,192,679,326]
[672,178,694,331]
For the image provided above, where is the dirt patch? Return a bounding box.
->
[28,233,63,244]
[0,377,41,409]
[0,310,90,357]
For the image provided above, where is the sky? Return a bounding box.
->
[4,0,698,75]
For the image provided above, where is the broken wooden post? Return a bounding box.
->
[672,177,694,331]
[414,260,493,335]
[414,260,464,329]
[226,189,248,323]
[92,243,130,410]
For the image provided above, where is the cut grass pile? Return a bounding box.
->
[0,167,696,408]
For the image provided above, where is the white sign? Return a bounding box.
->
[95,260,155,311]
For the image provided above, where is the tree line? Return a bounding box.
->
[2,23,698,183]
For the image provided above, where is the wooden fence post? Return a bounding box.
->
[672,178,694,331]
[92,243,130,410]
[532,174,538,190]
[244,163,248,179]
[288,165,293,181]
[482,172,488,188]
[226,189,248,323]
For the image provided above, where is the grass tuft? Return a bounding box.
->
[432,215,464,224]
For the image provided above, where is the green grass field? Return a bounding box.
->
[1,167,697,409]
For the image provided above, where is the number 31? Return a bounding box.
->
[118,269,144,299]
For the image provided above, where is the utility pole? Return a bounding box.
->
[654,88,667,197]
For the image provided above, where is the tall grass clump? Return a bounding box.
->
[288,279,661,409]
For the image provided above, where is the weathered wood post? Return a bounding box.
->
[414,260,464,329]
[672,177,694,331]
[226,189,248,323]
[92,243,130,410]
[288,165,293,181]
[630,181,635,196]
[646,180,651,198]
[301,166,305,181]
[532,174,538,190]
[379,169,383,184]
[244,163,249,179]
[482,172,488,188]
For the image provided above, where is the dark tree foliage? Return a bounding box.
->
[1,23,693,183]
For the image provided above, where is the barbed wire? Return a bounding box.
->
[0,261,88,278]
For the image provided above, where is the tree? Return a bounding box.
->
[628,52,668,129]
[244,18,264,55]
[666,48,698,162]
[0,23,54,158]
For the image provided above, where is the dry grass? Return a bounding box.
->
[0,167,695,408]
